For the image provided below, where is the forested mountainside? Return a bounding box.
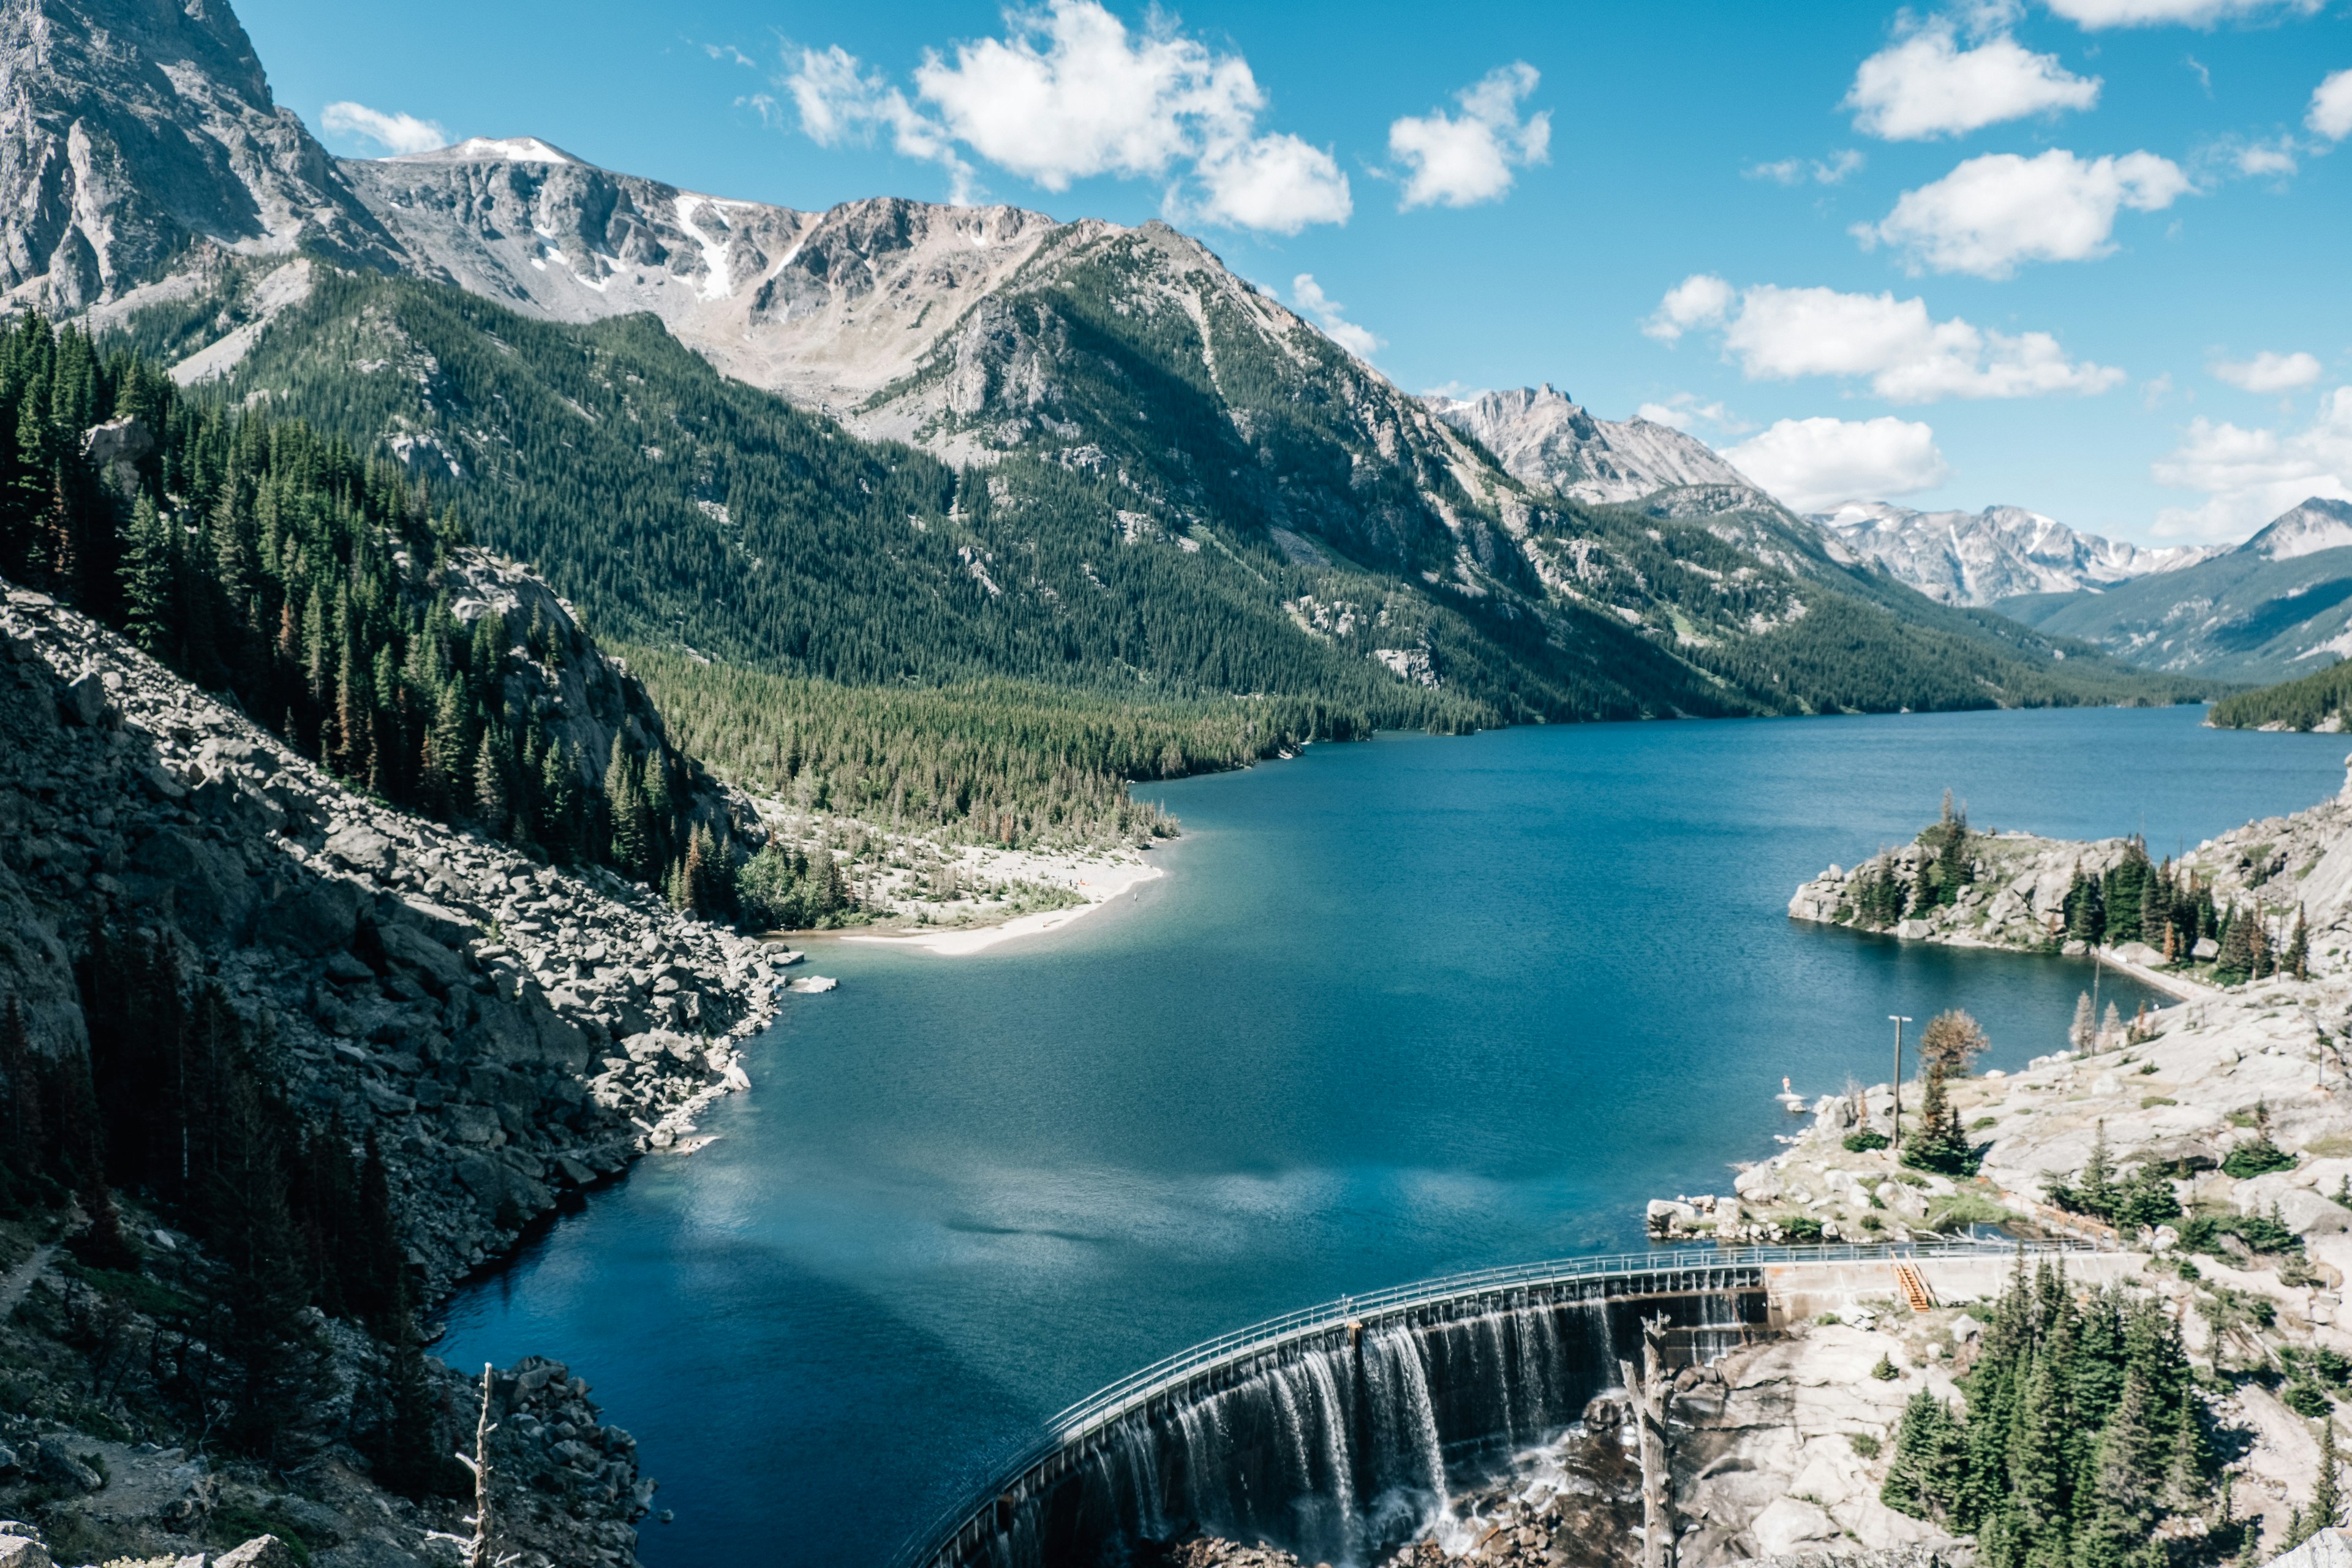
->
[2208,654,2352,732]
[110,256,2203,737]
[2002,500,2352,684]
[0,311,762,914]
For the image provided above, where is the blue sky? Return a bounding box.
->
[242,0,2351,545]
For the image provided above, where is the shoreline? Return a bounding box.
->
[840,857,1167,955]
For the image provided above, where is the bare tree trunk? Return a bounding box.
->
[1616,1314,1676,1568]
[458,1363,505,1568]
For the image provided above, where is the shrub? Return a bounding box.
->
[1844,1129,1891,1153]
[1872,1354,1901,1381]
[2222,1140,2296,1180]
[2283,1381,2332,1419]
[1780,1215,1825,1243]
[1847,1431,1883,1458]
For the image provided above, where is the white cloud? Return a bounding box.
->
[2231,137,2298,178]
[1291,274,1382,359]
[785,2,1347,232]
[1844,18,2099,141]
[1642,274,1736,343]
[2210,350,2323,392]
[1193,135,1351,234]
[1856,149,2190,277]
[2311,69,2352,141]
[1387,63,1551,210]
[1724,417,1952,511]
[1651,278,2124,404]
[1634,394,1752,435]
[787,45,978,201]
[1747,149,1866,186]
[320,101,448,157]
[2152,386,2352,541]
[2043,0,2321,26]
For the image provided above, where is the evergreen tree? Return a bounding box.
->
[472,729,509,834]
[2288,907,2312,981]
[2070,992,2095,1051]
[1883,1392,1966,1520]
[119,492,173,657]
[2288,1417,2345,1547]
[2212,907,2255,985]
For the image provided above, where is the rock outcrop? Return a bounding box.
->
[0,576,790,1564]
[1808,502,2215,608]
[1425,385,1763,508]
[0,0,401,311]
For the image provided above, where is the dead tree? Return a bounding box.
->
[1616,1313,1676,1568]
[456,1363,519,1568]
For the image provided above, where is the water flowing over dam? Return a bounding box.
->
[895,1240,2088,1568]
[895,1243,2052,1568]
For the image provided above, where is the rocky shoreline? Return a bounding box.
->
[0,581,795,1566]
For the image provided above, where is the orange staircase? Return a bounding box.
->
[1893,1262,1935,1313]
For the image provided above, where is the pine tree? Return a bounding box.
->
[120,493,173,657]
[2288,906,2312,981]
[2070,992,2095,1051]
[2212,907,2255,985]
[472,729,509,834]
[2288,1417,2345,1547]
[2099,1001,2122,1049]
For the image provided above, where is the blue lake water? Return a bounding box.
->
[440,705,2351,1567]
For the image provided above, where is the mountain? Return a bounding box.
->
[0,0,401,311]
[1424,384,1762,506]
[5,0,2212,729]
[2000,497,2352,682]
[1809,501,2217,607]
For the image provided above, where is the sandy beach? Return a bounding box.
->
[843,854,1166,955]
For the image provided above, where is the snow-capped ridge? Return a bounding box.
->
[391,136,581,166]
[1813,500,2218,606]
[2240,497,2352,562]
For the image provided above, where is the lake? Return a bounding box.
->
[439,704,2350,1566]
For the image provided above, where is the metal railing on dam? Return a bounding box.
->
[891,1237,2094,1568]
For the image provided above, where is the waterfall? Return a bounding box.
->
[943,1275,1767,1568]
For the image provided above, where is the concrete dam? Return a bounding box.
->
[894,1240,2116,1568]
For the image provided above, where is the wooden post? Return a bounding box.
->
[1617,1313,1676,1568]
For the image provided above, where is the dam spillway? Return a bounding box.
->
[895,1240,2087,1568]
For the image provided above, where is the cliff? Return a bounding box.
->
[0,576,788,1566]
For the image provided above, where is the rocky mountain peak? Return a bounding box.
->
[389,134,580,165]
[0,0,401,309]
[2240,496,2352,561]
[1424,385,1758,507]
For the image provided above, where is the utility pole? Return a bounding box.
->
[1889,1014,1913,1150]
[1618,1313,1677,1568]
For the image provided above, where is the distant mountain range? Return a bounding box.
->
[2000,498,2352,683]
[0,0,2205,723]
[1810,502,2218,607]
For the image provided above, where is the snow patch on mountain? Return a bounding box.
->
[391,136,579,165]
[1811,500,2217,606]
[1423,384,1762,506]
[2242,498,2352,562]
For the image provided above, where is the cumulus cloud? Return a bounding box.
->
[2152,386,2352,541]
[1291,274,1382,359]
[320,101,448,157]
[1746,150,1866,186]
[1856,148,2190,277]
[1387,63,1551,210]
[1641,274,1736,344]
[2210,350,2323,392]
[784,2,1348,232]
[2311,69,2352,141]
[1634,394,1753,435]
[1647,276,2124,404]
[1844,17,2099,140]
[2231,138,2299,178]
[2043,0,2322,25]
[787,45,978,200]
[1724,417,1951,512]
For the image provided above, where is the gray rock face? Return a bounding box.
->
[1809,501,2215,607]
[1424,384,1762,507]
[0,0,401,309]
[337,143,1063,410]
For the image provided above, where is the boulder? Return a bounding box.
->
[214,1537,300,1568]
[325,824,394,876]
[35,1441,100,1491]
[1734,1165,1782,1202]
[257,876,363,956]
[0,1534,52,1568]
[58,672,107,726]
[375,921,469,995]
[1751,1496,1842,1557]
